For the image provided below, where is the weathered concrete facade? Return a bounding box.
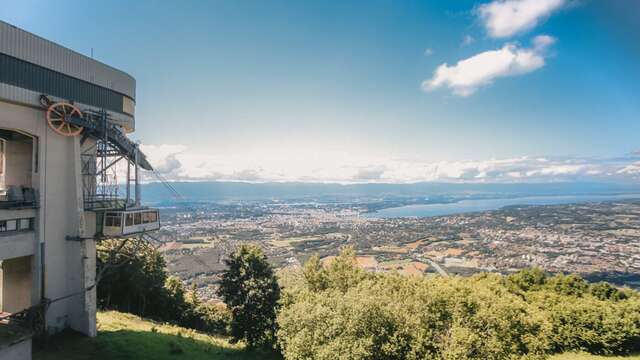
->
[0,336,31,360]
[0,21,137,358]
[0,256,32,313]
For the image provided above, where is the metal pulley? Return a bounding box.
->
[45,101,84,137]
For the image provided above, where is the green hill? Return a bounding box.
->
[31,310,639,360]
[34,311,279,360]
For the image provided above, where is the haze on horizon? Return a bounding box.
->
[3,0,639,184]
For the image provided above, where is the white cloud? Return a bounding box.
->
[525,164,586,177]
[618,162,640,175]
[532,34,555,50]
[353,167,386,181]
[140,144,187,176]
[139,144,640,184]
[423,35,555,96]
[424,48,433,56]
[478,0,566,38]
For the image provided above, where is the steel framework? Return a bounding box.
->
[39,95,152,211]
[79,110,144,210]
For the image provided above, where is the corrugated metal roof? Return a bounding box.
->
[0,20,135,100]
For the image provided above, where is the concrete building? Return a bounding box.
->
[0,21,156,359]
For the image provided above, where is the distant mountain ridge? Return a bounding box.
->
[140,181,640,204]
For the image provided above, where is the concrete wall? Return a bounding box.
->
[0,231,36,262]
[0,256,32,313]
[4,139,32,188]
[0,99,95,336]
[0,337,31,360]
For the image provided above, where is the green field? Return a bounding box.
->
[33,311,279,360]
[32,310,638,360]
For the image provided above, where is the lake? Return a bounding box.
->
[364,194,640,218]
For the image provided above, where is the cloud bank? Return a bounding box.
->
[423,35,555,96]
[478,0,566,38]
[140,144,640,184]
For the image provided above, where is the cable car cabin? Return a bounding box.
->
[102,209,160,237]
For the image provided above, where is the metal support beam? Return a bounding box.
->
[65,236,94,242]
[135,147,141,207]
[95,155,125,177]
[126,159,131,208]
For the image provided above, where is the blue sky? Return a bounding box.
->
[2,0,640,183]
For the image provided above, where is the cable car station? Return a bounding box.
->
[0,20,160,359]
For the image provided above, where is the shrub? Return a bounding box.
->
[183,302,232,335]
[546,274,589,297]
[505,268,547,292]
[529,291,640,354]
[277,250,551,360]
[589,281,627,301]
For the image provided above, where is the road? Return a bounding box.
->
[415,256,449,277]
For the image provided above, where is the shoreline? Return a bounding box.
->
[363,193,640,219]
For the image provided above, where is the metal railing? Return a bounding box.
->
[0,187,38,209]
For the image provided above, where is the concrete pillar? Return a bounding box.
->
[0,264,3,310]
[0,256,32,313]
[30,243,42,314]
[82,238,97,337]
[66,237,96,337]
[83,211,97,337]
[66,138,97,337]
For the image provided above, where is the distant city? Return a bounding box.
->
[146,181,640,302]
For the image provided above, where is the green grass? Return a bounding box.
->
[33,311,279,360]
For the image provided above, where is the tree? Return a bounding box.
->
[277,260,552,360]
[164,276,188,321]
[589,282,627,301]
[547,274,588,297]
[302,255,328,292]
[506,267,547,292]
[322,246,368,292]
[303,247,369,293]
[217,245,280,348]
[187,283,201,306]
[97,239,169,318]
[97,240,232,335]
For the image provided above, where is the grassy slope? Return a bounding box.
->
[32,310,638,360]
[34,311,278,360]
